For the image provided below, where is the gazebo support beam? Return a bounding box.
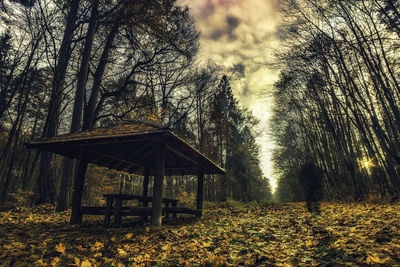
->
[87,149,144,169]
[166,145,200,166]
[70,153,89,224]
[151,145,165,226]
[142,168,150,221]
[196,170,204,217]
[142,167,150,197]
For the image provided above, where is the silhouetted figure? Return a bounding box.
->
[299,161,323,215]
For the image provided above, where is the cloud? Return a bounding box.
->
[188,0,281,187]
[226,15,240,39]
[209,15,240,41]
[233,63,245,77]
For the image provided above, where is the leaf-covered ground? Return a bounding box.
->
[1,202,399,266]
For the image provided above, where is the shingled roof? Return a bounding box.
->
[27,121,226,176]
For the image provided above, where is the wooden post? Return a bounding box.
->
[142,168,150,221]
[196,170,204,217]
[151,145,165,226]
[142,168,150,206]
[172,200,177,218]
[70,154,88,224]
[165,202,170,218]
[104,196,113,227]
[114,198,123,228]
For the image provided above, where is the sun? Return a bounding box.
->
[359,157,374,169]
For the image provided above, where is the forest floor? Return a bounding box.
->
[0,202,399,266]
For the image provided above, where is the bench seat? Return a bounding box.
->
[81,206,200,216]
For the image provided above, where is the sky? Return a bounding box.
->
[187,0,281,191]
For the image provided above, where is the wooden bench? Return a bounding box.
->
[80,194,180,227]
[164,206,201,216]
[80,194,201,227]
[103,194,179,227]
[81,206,201,227]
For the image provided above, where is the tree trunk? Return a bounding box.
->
[35,0,81,204]
[56,0,98,211]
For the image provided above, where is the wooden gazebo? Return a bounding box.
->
[27,122,226,226]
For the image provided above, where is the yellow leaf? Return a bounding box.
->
[55,242,66,254]
[94,252,102,258]
[366,254,388,264]
[102,257,113,263]
[203,242,212,248]
[51,257,61,266]
[91,241,103,252]
[125,233,134,239]
[117,248,127,257]
[81,259,92,267]
[74,257,80,266]
[305,240,313,247]
[210,255,224,265]
[3,244,13,249]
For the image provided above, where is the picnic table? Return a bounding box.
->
[80,194,200,228]
[103,194,178,227]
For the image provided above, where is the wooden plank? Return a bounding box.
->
[167,131,227,174]
[163,207,200,215]
[102,194,178,203]
[165,144,200,166]
[87,149,144,169]
[81,206,107,215]
[30,132,165,146]
[122,207,152,216]
[126,142,152,159]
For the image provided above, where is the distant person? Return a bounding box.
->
[299,161,323,215]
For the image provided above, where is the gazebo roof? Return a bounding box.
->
[26,122,226,176]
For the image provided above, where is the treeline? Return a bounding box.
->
[272,0,400,202]
[0,0,271,208]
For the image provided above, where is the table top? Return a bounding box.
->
[103,193,178,203]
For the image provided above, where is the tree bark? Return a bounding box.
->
[35,0,81,204]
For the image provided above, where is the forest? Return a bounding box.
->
[0,0,271,208]
[272,0,400,202]
[1,0,400,266]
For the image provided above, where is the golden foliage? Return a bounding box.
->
[176,186,196,208]
[0,203,400,265]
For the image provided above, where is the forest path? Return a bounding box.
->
[0,202,399,266]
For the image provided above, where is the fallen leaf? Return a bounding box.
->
[81,259,92,267]
[125,233,134,239]
[55,242,66,254]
